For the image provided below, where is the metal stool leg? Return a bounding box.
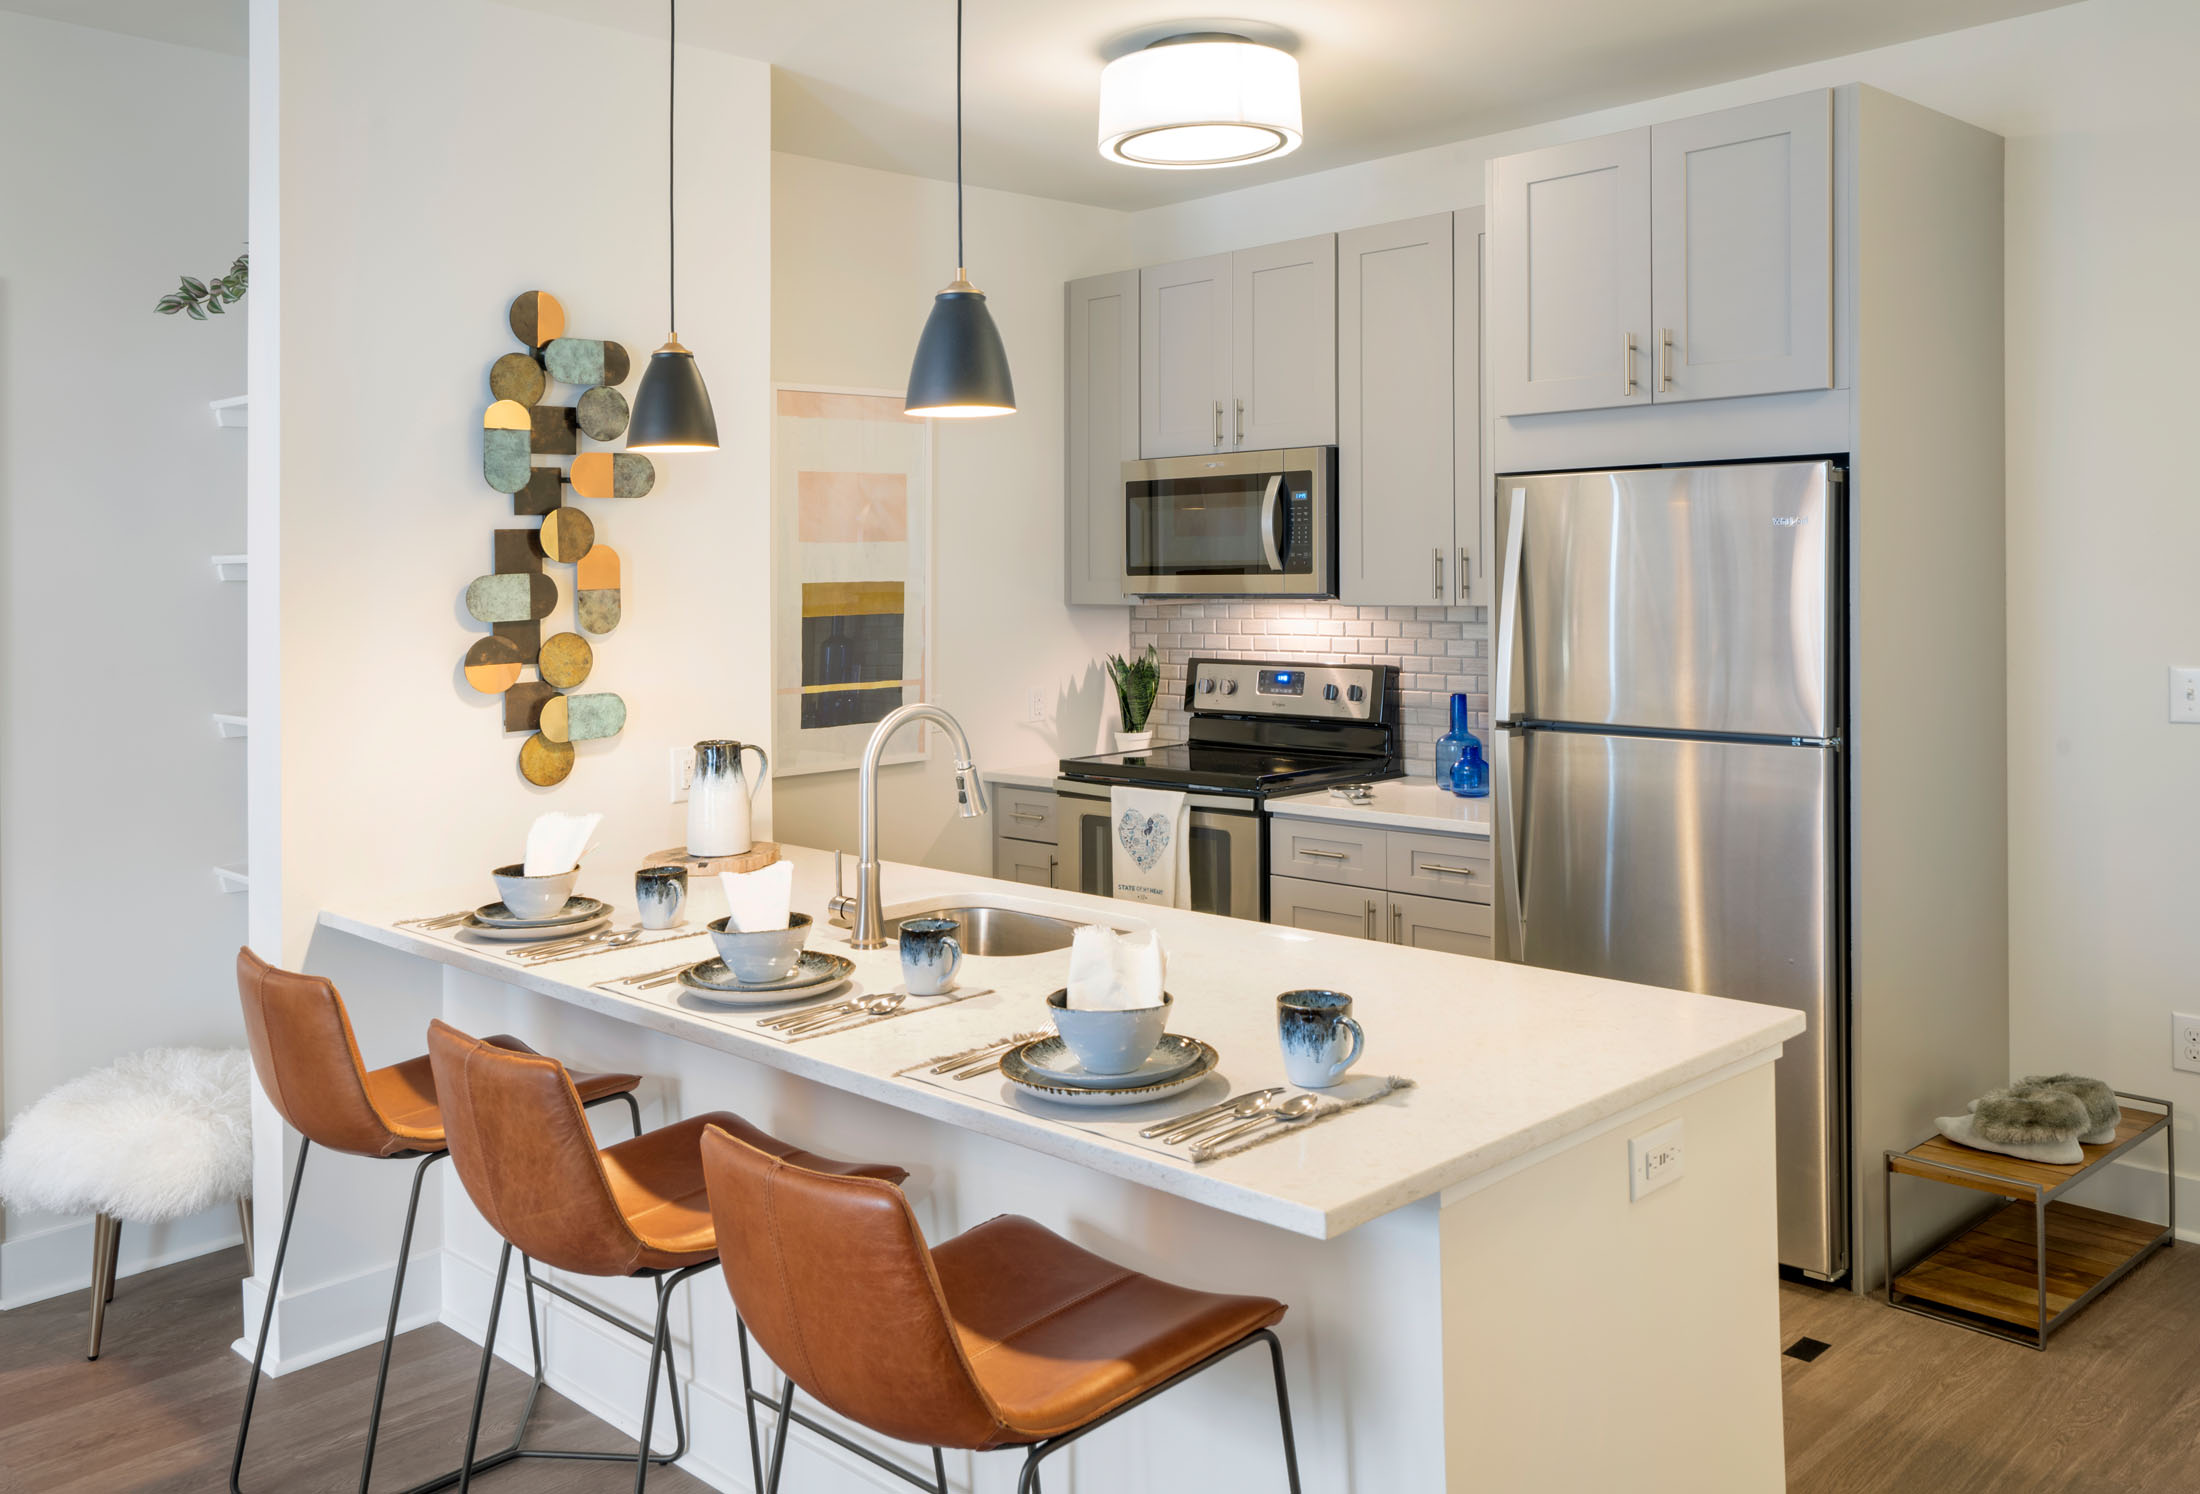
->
[736,1317,771,1494]
[356,1150,444,1494]
[630,1274,676,1494]
[86,1213,118,1360]
[236,1196,256,1277]
[230,1139,312,1493]
[764,1380,798,1494]
[1261,1329,1303,1493]
[454,1242,514,1494]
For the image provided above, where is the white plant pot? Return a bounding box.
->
[1114,730,1156,753]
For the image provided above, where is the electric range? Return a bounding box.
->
[1054,658,1401,920]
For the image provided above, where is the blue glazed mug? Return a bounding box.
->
[1277,989,1365,1090]
[634,865,688,930]
[898,917,963,996]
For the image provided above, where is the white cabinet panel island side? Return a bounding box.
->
[306,844,1798,1494]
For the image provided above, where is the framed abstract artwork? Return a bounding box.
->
[771,385,933,776]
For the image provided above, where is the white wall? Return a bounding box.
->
[769,154,1131,874]
[0,12,249,1304]
[245,0,771,1361]
[1127,0,2200,1205]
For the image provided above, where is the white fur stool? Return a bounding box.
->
[0,1046,254,1358]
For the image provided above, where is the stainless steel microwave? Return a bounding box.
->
[1122,447,1336,598]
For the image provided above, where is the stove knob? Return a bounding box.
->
[1220,679,1239,695]
[1323,683,1340,701]
[1346,684,1365,703]
[1197,678,1217,695]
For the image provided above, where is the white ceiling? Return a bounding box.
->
[15,0,2079,209]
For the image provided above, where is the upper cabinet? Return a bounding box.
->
[1064,270,1139,606]
[1142,238,1335,457]
[1488,89,1832,417]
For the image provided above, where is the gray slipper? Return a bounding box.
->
[2021,1073,2119,1144]
[1934,1082,2089,1164]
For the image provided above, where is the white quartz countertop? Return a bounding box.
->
[322,845,1796,1239]
[980,763,1062,792]
[1269,779,1494,837]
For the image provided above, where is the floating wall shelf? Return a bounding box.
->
[210,395,248,428]
[213,865,250,894]
[213,714,249,738]
[211,554,248,582]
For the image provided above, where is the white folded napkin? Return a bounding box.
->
[719,863,795,932]
[522,811,601,876]
[1065,927,1165,1010]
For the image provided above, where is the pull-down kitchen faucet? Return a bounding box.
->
[827,703,988,949]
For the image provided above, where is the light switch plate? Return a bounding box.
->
[1630,1119,1686,1201]
[1027,688,1047,724]
[668,746,694,803]
[2172,667,2200,724]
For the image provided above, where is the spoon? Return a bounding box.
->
[525,927,645,963]
[1161,1091,1277,1146]
[1193,1094,1322,1155]
[784,993,905,1034]
[758,997,865,1030]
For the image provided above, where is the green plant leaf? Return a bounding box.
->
[180,276,209,297]
[185,302,208,320]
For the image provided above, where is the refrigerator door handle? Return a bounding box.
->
[1494,490,1529,957]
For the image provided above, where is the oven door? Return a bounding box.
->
[1123,447,1335,597]
[1053,782,1264,920]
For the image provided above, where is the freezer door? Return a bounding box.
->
[1497,462,1835,738]
[1513,727,1843,1276]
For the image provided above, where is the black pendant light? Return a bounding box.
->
[629,0,718,452]
[904,0,1016,418]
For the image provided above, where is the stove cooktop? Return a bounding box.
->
[1058,742,1400,797]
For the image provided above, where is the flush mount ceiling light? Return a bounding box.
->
[904,0,1016,417]
[628,0,718,452]
[1098,33,1302,170]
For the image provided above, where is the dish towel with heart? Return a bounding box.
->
[1109,784,1189,907]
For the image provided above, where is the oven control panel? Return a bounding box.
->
[1186,659,1383,721]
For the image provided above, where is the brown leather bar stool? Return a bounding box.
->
[424,1019,909,1494]
[699,1123,1303,1494]
[229,949,643,1494]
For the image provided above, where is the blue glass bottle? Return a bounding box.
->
[1434,693,1474,790]
[1449,726,1489,798]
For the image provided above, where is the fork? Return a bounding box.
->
[522,927,646,963]
[398,911,473,930]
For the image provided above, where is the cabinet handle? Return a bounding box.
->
[1623,332,1638,397]
[1659,328,1674,393]
[1234,397,1245,444]
[1364,898,1377,939]
[1423,862,1478,877]
[1047,854,1058,889]
[1432,547,1443,600]
[1459,546,1471,603]
[1296,846,1348,861]
[1213,400,1224,447]
[1392,903,1403,943]
[1010,809,1046,822]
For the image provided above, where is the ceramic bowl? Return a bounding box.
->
[708,912,812,984]
[492,863,579,921]
[1045,990,1172,1076]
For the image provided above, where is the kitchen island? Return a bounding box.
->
[310,844,1799,1493]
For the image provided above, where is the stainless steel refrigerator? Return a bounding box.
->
[1492,460,1846,1280]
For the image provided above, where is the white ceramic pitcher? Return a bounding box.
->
[686,739,769,857]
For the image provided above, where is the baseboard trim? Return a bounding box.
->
[224,1248,444,1375]
[1,1207,243,1310]
[2089,1156,2199,1244]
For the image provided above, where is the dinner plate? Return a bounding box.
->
[460,914,612,943]
[676,952,856,1005]
[1015,1033,1209,1090]
[470,896,611,930]
[1000,1039,1219,1108]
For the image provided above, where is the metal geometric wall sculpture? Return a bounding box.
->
[463,290,646,786]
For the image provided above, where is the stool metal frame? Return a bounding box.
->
[745,1323,1303,1494]
[229,1090,641,1494]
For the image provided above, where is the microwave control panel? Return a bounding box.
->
[1282,486,1314,571]
[1186,660,1383,721]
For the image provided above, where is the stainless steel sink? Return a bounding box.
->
[882,904,1083,957]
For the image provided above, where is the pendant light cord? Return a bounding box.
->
[667,0,678,337]
[956,0,964,275]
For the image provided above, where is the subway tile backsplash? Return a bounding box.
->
[1129,601,1492,778]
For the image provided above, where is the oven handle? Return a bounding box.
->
[1258,474,1284,572]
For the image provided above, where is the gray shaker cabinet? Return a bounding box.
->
[1064,270,1139,605]
[1489,128,1653,417]
[1230,234,1337,451]
[1649,90,1834,403]
[1139,253,1232,457]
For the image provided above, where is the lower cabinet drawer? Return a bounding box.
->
[1270,818,1387,887]
[993,835,1058,889]
[1387,891,1493,958]
[995,787,1057,845]
[1269,875,1383,941]
[1387,829,1493,904]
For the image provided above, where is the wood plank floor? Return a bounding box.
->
[5,1240,2198,1491]
[0,1246,711,1493]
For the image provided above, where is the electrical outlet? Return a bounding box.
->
[1026,687,1047,724]
[2172,667,2200,724]
[668,746,694,803]
[1629,1119,1686,1201]
[2174,1013,2200,1074]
